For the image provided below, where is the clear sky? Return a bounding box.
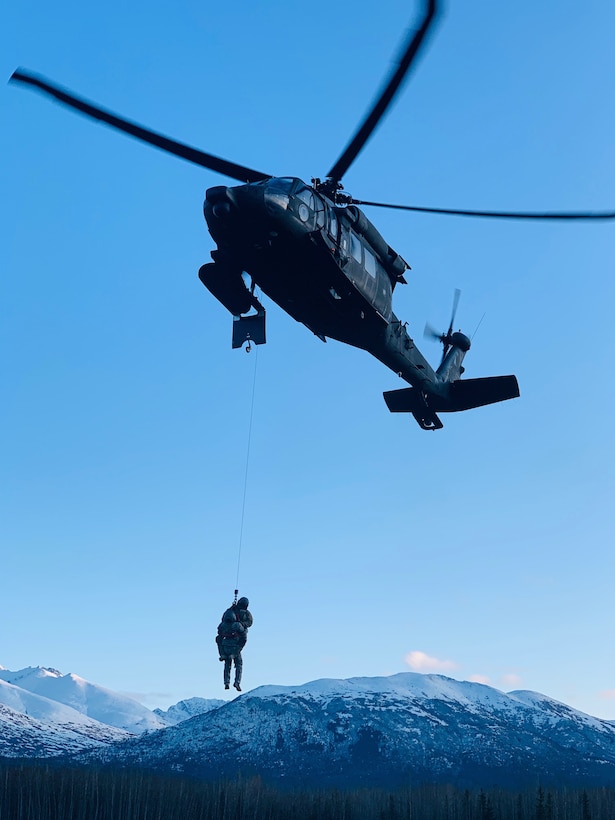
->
[2,0,614,719]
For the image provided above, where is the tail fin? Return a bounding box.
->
[384,375,519,429]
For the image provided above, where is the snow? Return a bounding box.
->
[0,666,165,733]
[0,678,101,726]
[0,702,129,757]
[508,689,613,733]
[153,697,225,725]
[245,672,612,730]
[247,672,514,709]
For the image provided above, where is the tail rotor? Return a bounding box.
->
[424,288,461,365]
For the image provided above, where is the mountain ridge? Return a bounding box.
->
[76,672,615,789]
[2,667,615,790]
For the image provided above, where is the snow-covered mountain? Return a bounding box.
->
[79,673,615,789]
[0,665,221,758]
[153,697,225,726]
[0,701,129,758]
[0,666,165,733]
[3,667,615,790]
[0,674,132,758]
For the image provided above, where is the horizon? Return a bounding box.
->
[2,663,613,723]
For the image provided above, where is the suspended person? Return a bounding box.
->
[215,595,254,691]
[234,597,253,634]
[216,610,245,691]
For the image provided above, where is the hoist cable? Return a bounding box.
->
[235,345,259,590]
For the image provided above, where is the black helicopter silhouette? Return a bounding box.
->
[10,0,615,430]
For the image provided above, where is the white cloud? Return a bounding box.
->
[469,674,491,685]
[405,651,458,672]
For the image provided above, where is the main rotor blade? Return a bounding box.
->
[351,198,615,221]
[10,69,271,184]
[326,0,439,185]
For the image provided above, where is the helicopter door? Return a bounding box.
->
[348,231,376,304]
[365,247,391,319]
[374,257,393,320]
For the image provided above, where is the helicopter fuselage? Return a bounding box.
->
[202,176,442,390]
[200,176,519,430]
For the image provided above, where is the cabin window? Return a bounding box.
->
[328,209,338,240]
[296,187,315,223]
[313,193,326,228]
[350,232,362,263]
[296,188,315,209]
[364,247,376,278]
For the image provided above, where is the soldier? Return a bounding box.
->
[216,610,245,691]
[215,595,254,691]
[235,597,253,635]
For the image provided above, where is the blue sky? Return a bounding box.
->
[2,0,614,718]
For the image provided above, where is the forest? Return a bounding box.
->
[1,762,614,819]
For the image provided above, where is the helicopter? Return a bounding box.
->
[10,0,615,430]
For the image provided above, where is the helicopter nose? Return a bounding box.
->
[205,186,236,218]
[204,183,265,222]
[213,200,231,217]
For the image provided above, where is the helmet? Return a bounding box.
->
[237,597,249,609]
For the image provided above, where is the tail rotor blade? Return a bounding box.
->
[424,321,442,341]
[448,288,461,335]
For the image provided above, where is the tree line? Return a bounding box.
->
[1,762,613,819]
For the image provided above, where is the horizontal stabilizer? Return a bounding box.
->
[446,375,520,411]
[384,387,433,414]
[384,375,519,416]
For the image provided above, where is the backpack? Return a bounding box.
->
[218,608,241,638]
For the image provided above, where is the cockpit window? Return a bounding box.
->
[269,177,295,194]
[350,232,362,263]
[265,178,294,212]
